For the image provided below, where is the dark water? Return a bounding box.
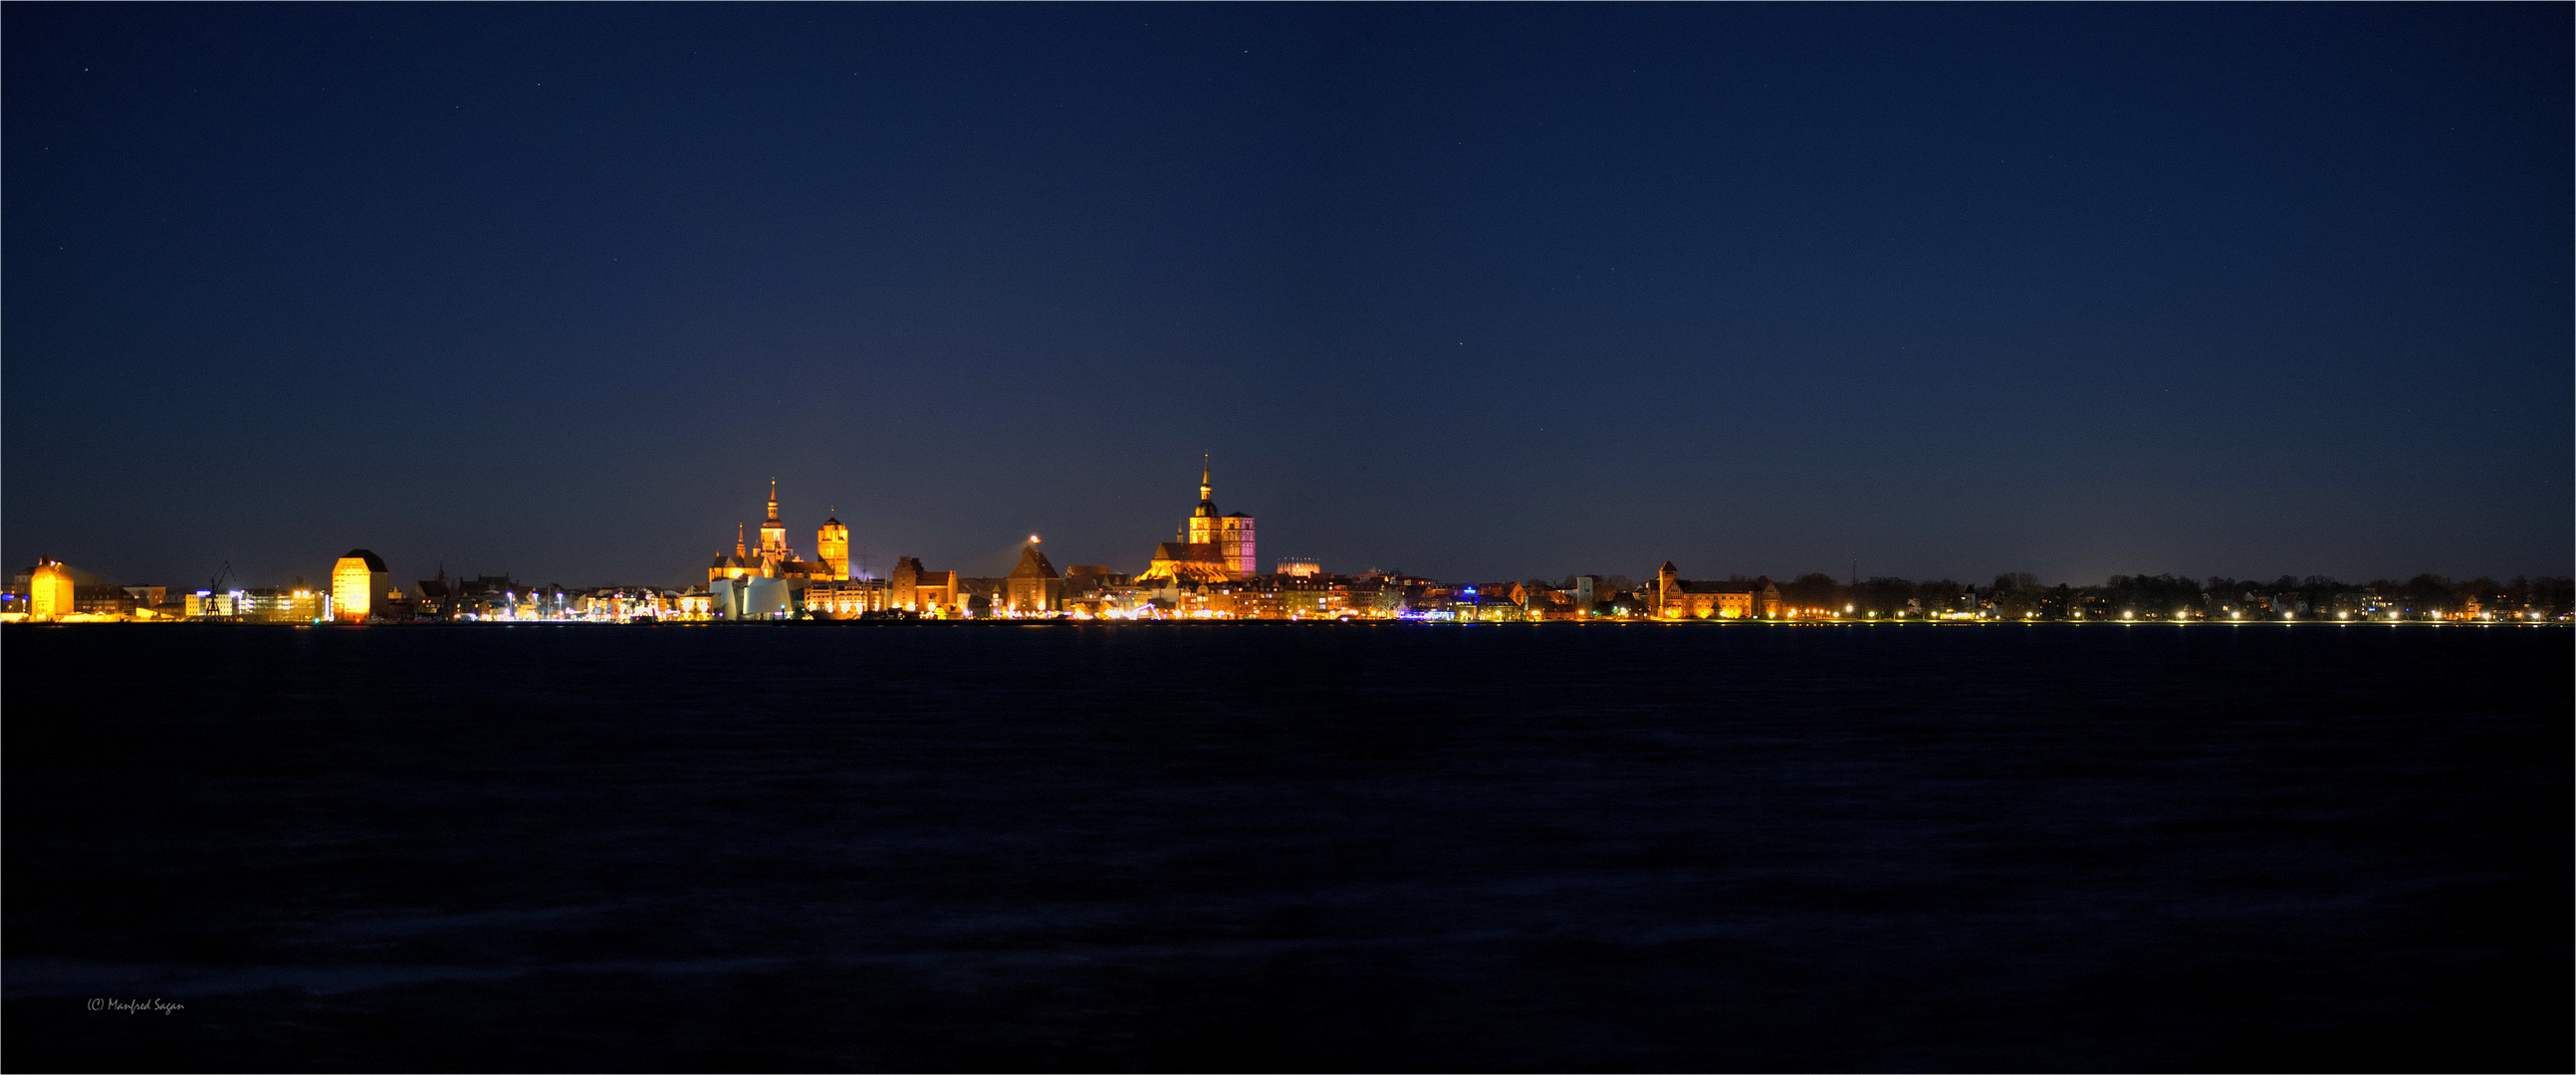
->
[6,622,2567,1071]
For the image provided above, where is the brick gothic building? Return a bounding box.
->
[1137,458,1255,583]
[1005,540,1062,614]
[1655,561,1784,620]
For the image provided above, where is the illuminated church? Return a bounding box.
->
[710,481,848,583]
[707,481,852,618]
[1137,458,1255,583]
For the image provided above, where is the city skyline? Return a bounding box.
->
[10,459,2565,610]
[18,460,2576,597]
[6,6,2568,590]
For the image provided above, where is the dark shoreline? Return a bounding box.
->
[8,619,2566,629]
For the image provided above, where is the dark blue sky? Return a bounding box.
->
[7,4,2567,588]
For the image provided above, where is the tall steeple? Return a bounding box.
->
[759,479,789,557]
[736,524,747,559]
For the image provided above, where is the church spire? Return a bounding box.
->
[736,524,747,559]
[1192,454,1219,519]
[767,479,780,523]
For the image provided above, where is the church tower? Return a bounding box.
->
[1177,456,1254,576]
[1222,512,1255,577]
[759,479,789,563]
[1184,456,1221,545]
[818,511,850,581]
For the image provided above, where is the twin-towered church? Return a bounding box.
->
[705,460,1257,619]
[704,481,855,618]
[709,480,849,585]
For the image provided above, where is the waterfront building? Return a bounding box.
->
[1064,564,1125,591]
[1526,587,1585,620]
[1005,539,1062,615]
[1463,584,1528,622]
[709,573,791,620]
[1103,572,1372,621]
[414,572,456,617]
[1654,562,1784,619]
[332,549,389,622]
[1344,575,1410,618]
[805,578,890,618]
[1060,569,1158,618]
[1273,572,1352,618]
[889,556,962,616]
[572,587,689,622]
[13,561,132,620]
[241,587,331,623]
[28,558,74,620]
[74,582,139,618]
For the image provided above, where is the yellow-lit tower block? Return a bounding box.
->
[332,549,389,622]
[818,512,850,581]
[28,557,75,620]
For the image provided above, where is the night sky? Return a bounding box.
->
[7,5,2567,590]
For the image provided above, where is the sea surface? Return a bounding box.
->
[6,622,2568,1071]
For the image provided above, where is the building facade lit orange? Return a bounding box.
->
[28,558,74,620]
[1654,561,1784,619]
[818,512,850,581]
[1005,539,1062,614]
[332,549,389,621]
